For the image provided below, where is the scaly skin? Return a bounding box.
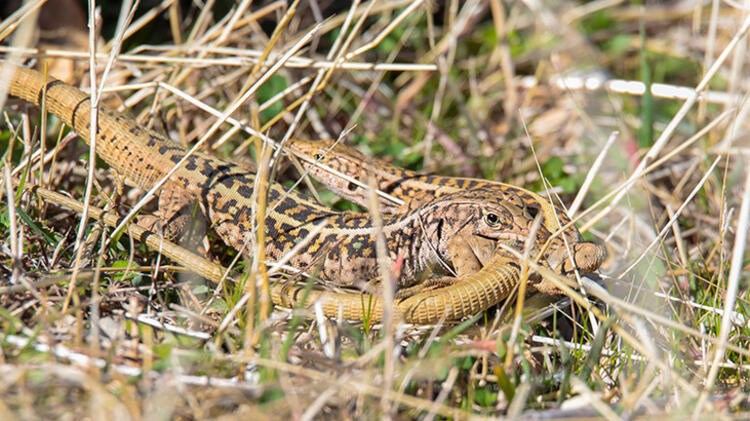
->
[273,250,523,323]
[4,64,577,322]
[289,139,578,239]
[274,239,605,323]
[288,138,607,287]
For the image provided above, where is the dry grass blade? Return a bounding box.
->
[66,0,138,313]
[106,23,322,245]
[568,130,617,216]
[619,156,721,277]
[365,171,396,414]
[65,0,104,313]
[0,46,439,72]
[3,165,20,284]
[0,0,45,44]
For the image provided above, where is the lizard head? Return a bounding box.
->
[287,139,402,210]
[420,187,555,257]
[420,187,606,289]
[463,188,606,283]
[287,138,371,183]
[289,138,367,163]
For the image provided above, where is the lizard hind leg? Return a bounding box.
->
[134,183,205,246]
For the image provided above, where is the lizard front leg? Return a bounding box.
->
[396,234,497,299]
[135,182,204,242]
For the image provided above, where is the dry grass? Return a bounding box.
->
[1,0,749,418]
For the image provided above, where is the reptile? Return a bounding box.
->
[32,184,570,323]
[287,138,605,289]
[32,183,604,323]
[3,63,604,323]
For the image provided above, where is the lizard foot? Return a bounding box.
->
[395,276,459,300]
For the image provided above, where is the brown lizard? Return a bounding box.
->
[288,139,606,286]
[5,64,583,311]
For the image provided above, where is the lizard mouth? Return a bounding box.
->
[476,232,530,243]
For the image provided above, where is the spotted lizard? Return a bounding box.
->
[3,64,604,323]
[33,184,569,323]
[288,138,606,292]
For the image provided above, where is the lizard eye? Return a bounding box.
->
[314,153,324,160]
[527,203,540,219]
[484,213,500,226]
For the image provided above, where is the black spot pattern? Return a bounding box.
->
[38,80,65,105]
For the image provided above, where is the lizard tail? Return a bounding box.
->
[270,253,520,324]
[6,63,177,190]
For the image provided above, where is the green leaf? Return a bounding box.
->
[560,177,577,194]
[211,298,228,312]
[15,207,57,245]
[496,339,506,359]
[192,284,210,295]
[494,366,515,401]
[111,260,143,283]
[638,15,654,148]
[542,157,565,179]
[152,343,173,359]
[579,316,615,381]
[475,387,498,407]
[257,75,288,123]
[437,364,449,381]
[579,10,616,34]
[481,25,497,46]
[604,34,631,56]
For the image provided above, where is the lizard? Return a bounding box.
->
[274,249,525,323]
[31,183,603,323]
[26,184,538,323]
[3,63,595,318]
[286,138,606,289]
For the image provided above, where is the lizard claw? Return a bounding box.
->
[395,276,458,300]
